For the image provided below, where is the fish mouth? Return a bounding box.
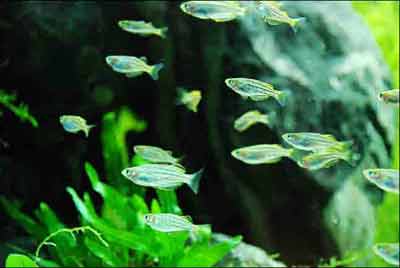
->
[121,168,136,178]
[105,56,118,65]
[282,133,294,143]
[225,78,234,87]
[180,2,194,14]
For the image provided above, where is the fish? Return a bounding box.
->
[282,132,353,152]
[121,164,203,194]
[105,56,163,80]
[231,144,293,165]
[118,20,168,39]
[373,243,399,266]
[180,1,247,22]
[176,88,202,113]
[363,169,399,194]
[378,89,399,104]
[225,78,287,106]
[234,110,269,132]
[59,115,95,138]
[144,213,198,232]
[254,1,305,32]
[133,145,184,168]
[297,149,353,171]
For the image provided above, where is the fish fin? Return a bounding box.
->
[250,95,269,101]
[339,140,354,150]
[259,114,270,125]
[175,87,186,105]
[265,18,281,26]
[275,91,288,106]
[187,168,204,194]
[158,27,168,39]
[158,187,177,191]
[83,124,95,138]
[290,17,306,33]
[140,56,148,63]
[126,71,142,78]
[149,63,164,80]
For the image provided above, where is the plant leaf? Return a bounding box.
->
[5,254,38,267]
[156,190,182,214]
[0,196,47,239]
[176,235,242,267]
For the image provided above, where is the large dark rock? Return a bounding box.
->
[158,1,393,265]
[0,1,393,266]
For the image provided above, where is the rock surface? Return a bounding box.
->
[214,233,286,267]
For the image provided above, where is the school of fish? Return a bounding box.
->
[55,2,399,265]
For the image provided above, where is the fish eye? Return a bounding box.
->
[286,134,294,140]
[368,171,378,177]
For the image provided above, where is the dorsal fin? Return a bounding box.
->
[139,56,148,63]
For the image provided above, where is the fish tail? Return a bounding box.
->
[260,114,270,125]
[149,63,164,80]
[159,27,168,39]
[175,88,185,106]
[275,91,288,106]
[187,168,204,194]
[340,150,359,166]
[84,124,95,138]
[339,140,354,151]
[290,17,306,33]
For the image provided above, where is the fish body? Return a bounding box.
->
[363,169,399,194]
[176,88,202,113]
[378,89,399,104]
[180,1,246,22]
[134,145,183,168]
[282,132,352,152]
[105,56,163,80]
[225,78,287,106]
[59,115,95,138]
[254,1,305,32]
[118,20,168,38]
[298,149,352,170]
[121,164,203,194]
[234,110,269,132]
[144,213,197,232]
[231,144,293,165]
[373,243,399,266]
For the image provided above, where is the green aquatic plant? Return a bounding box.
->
[0,89,38,127]
[1,161,241,267]
[353,2,400,267]
[1,106,241,267]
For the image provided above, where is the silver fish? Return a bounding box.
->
[254,1,305,32]
[176,88,202,113]
[297,149,352,171]
[105,56,163,80]
[59,115,95,138]
[225,78,287,106]
[282,132,353,152]
[134,145,183,168]
[373,243,399,266]
[180,1,246,22]
[234,110,269,132]
[378,89,399,104]
[118,20,168,38]
[231,144,293,165]
[121,164,203,194]
[144,213,198,232]
[363,169,399,194]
